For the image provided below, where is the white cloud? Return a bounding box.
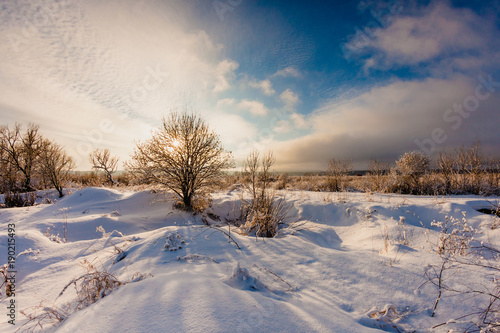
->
[273,66,301,78]
[345,2,499,72]
[213,59,239,92]
[280,89,300,111]
[206,112,258,148]
[290,112,307,129]
[216,98,236,108]
[376,4,484,62]
[273,120,291,134]
[237,100,269,116]
[249,79,275,95]
[273,112,308,134]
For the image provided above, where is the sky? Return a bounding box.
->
[1,0,499,171]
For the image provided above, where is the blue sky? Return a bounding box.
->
[1,0,499,170]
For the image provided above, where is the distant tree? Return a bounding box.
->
[368,158,390,192]
[437,151,455,194]
[126,112,234,210]
[0,139,18,193]
[0,123,42,191]
[39,139,75,197]
[455,140,484,194]
[89,148,119,185]
[327,158,352,192]
[485,157,500,193]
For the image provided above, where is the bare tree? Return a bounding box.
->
[0,123,42,191]
[244,150,260,200]
[243,150,275,202]
[0,139,18,193]
[485,157,500,194]
[368,158,390,192]
[241,150,288,237]
[39,139,75,198]
[437,150,455,194]
[455,140,485,194]
[89,148,119,185]
[327,158,352,192]
[466,140,484,194]
[126,112,234,210]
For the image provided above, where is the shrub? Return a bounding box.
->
[240,151,290,237]
[3,191,36,208]
[242,193,289,237]
[275,173,289,190]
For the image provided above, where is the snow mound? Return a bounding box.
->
[56,187,123,208]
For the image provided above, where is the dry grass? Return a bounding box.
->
[0,264,12,298]
[18,301,66,332]
[19,257,152,331]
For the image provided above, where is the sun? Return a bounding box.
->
[172,139,180,147]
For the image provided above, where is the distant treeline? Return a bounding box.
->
[1,121,499,210]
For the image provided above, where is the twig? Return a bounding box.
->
[194,225,241,249]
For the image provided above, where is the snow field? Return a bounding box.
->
[0,187,498,332]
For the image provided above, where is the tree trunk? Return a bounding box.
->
[23,175,32,192]
[183,192,192,210]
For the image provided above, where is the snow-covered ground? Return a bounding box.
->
[1,187,499,332]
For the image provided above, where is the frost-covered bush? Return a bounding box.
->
[421,211,500,329]
[432,214,474,257]
[390,152,430,194]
